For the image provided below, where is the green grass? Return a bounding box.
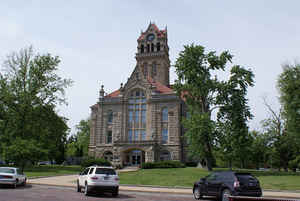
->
[23,165,82,178]
[119,167,300,191]
[17,165,300,190]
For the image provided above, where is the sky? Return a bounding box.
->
[1,1,300,134]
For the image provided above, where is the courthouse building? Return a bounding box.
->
[89,23,187,167]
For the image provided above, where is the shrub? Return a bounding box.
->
[141,160,185,169]
[185,161,198,167]
[80,157,111,168]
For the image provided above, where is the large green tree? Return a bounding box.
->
[174,44,254,171]
[66,118,90,158]
[217,66,254,168]
[0,47,72,170]
[277,62,300,170]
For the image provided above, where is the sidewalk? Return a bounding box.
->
[28,175,300,199]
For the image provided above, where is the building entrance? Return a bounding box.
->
[123,149,145,166]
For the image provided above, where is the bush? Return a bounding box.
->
[185,161,198,167]
[80,157,111,168]
[141,160,185,169]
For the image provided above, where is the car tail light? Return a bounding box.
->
[115,177,120,181]
[90,176,98,180]
[234,180,240,188]
[3,176,13,179]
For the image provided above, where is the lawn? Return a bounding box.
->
[119,167,300,191]
[24,165,82,178]
[21,165,300,191]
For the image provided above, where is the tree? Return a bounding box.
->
[66,118,90,158]
[0,46,72,170]
[217,66,254,168]
[174,44,254,171]
[277,62,300,171]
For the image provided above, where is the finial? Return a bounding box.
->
[120,83,123,88]
[99,84,105,99]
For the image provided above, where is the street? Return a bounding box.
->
[0,184,207,201]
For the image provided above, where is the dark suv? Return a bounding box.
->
[193,171,262,201]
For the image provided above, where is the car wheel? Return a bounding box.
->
[221,189,231,201]
[84,183,90,196]
[193,186,202,200]
[112,187,119,197]
[76,180,81,192]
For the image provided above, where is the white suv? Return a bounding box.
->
[77,166,119,197]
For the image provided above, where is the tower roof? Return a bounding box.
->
[137,23,167,41]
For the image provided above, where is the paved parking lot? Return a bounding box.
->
[0,184,200,201]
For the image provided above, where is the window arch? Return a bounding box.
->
[128,89,146,141]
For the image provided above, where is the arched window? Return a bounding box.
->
[141,44,144,53]
[162,128,168,144]
[147,44,150,52]
[156,42,160,51]
[162,108,168,121]
[151,62,157,77]
[106,131,112,144]
[143,63,148,77]
[151,43,154,52]
[128,89,146,141]
[108,110,113,124]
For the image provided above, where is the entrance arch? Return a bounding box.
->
[122,148,145,166]
[103,151,113,162]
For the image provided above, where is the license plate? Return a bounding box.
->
[104,176,110,180]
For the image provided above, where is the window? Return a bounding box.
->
[128,89,147,141]
[162,108,168,121]
[143,63,148,77]
[141,44,144,53]
[128,130,133,142]
[151,43,154,52]
[104,151,113,161]
[160,151,171,161]
[162,128,168,144]
[157,42,160,51]
[95,168,116,175]
[151,63,157,77]
[108,110,113,124]
[88,168,94,175]
[147,44,150,52]
[106,131,112,144]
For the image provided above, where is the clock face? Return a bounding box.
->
[147,34,155,41]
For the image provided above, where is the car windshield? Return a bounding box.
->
[0,168,15,174]
[95,168,116,175]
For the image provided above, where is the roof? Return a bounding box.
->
[105,78,174,98]
[138,23,167,41]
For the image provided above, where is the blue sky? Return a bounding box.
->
[1,1,300,134]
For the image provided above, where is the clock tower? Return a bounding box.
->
[136,23,170,86]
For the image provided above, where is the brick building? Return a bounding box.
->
[89,23,186,167]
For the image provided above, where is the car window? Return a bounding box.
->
[95,168,116,175]
[88,168,94,175]
[235,173,256,182]
[81,168,90,175]
[0,168,15,174]
[206,173,216,181]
